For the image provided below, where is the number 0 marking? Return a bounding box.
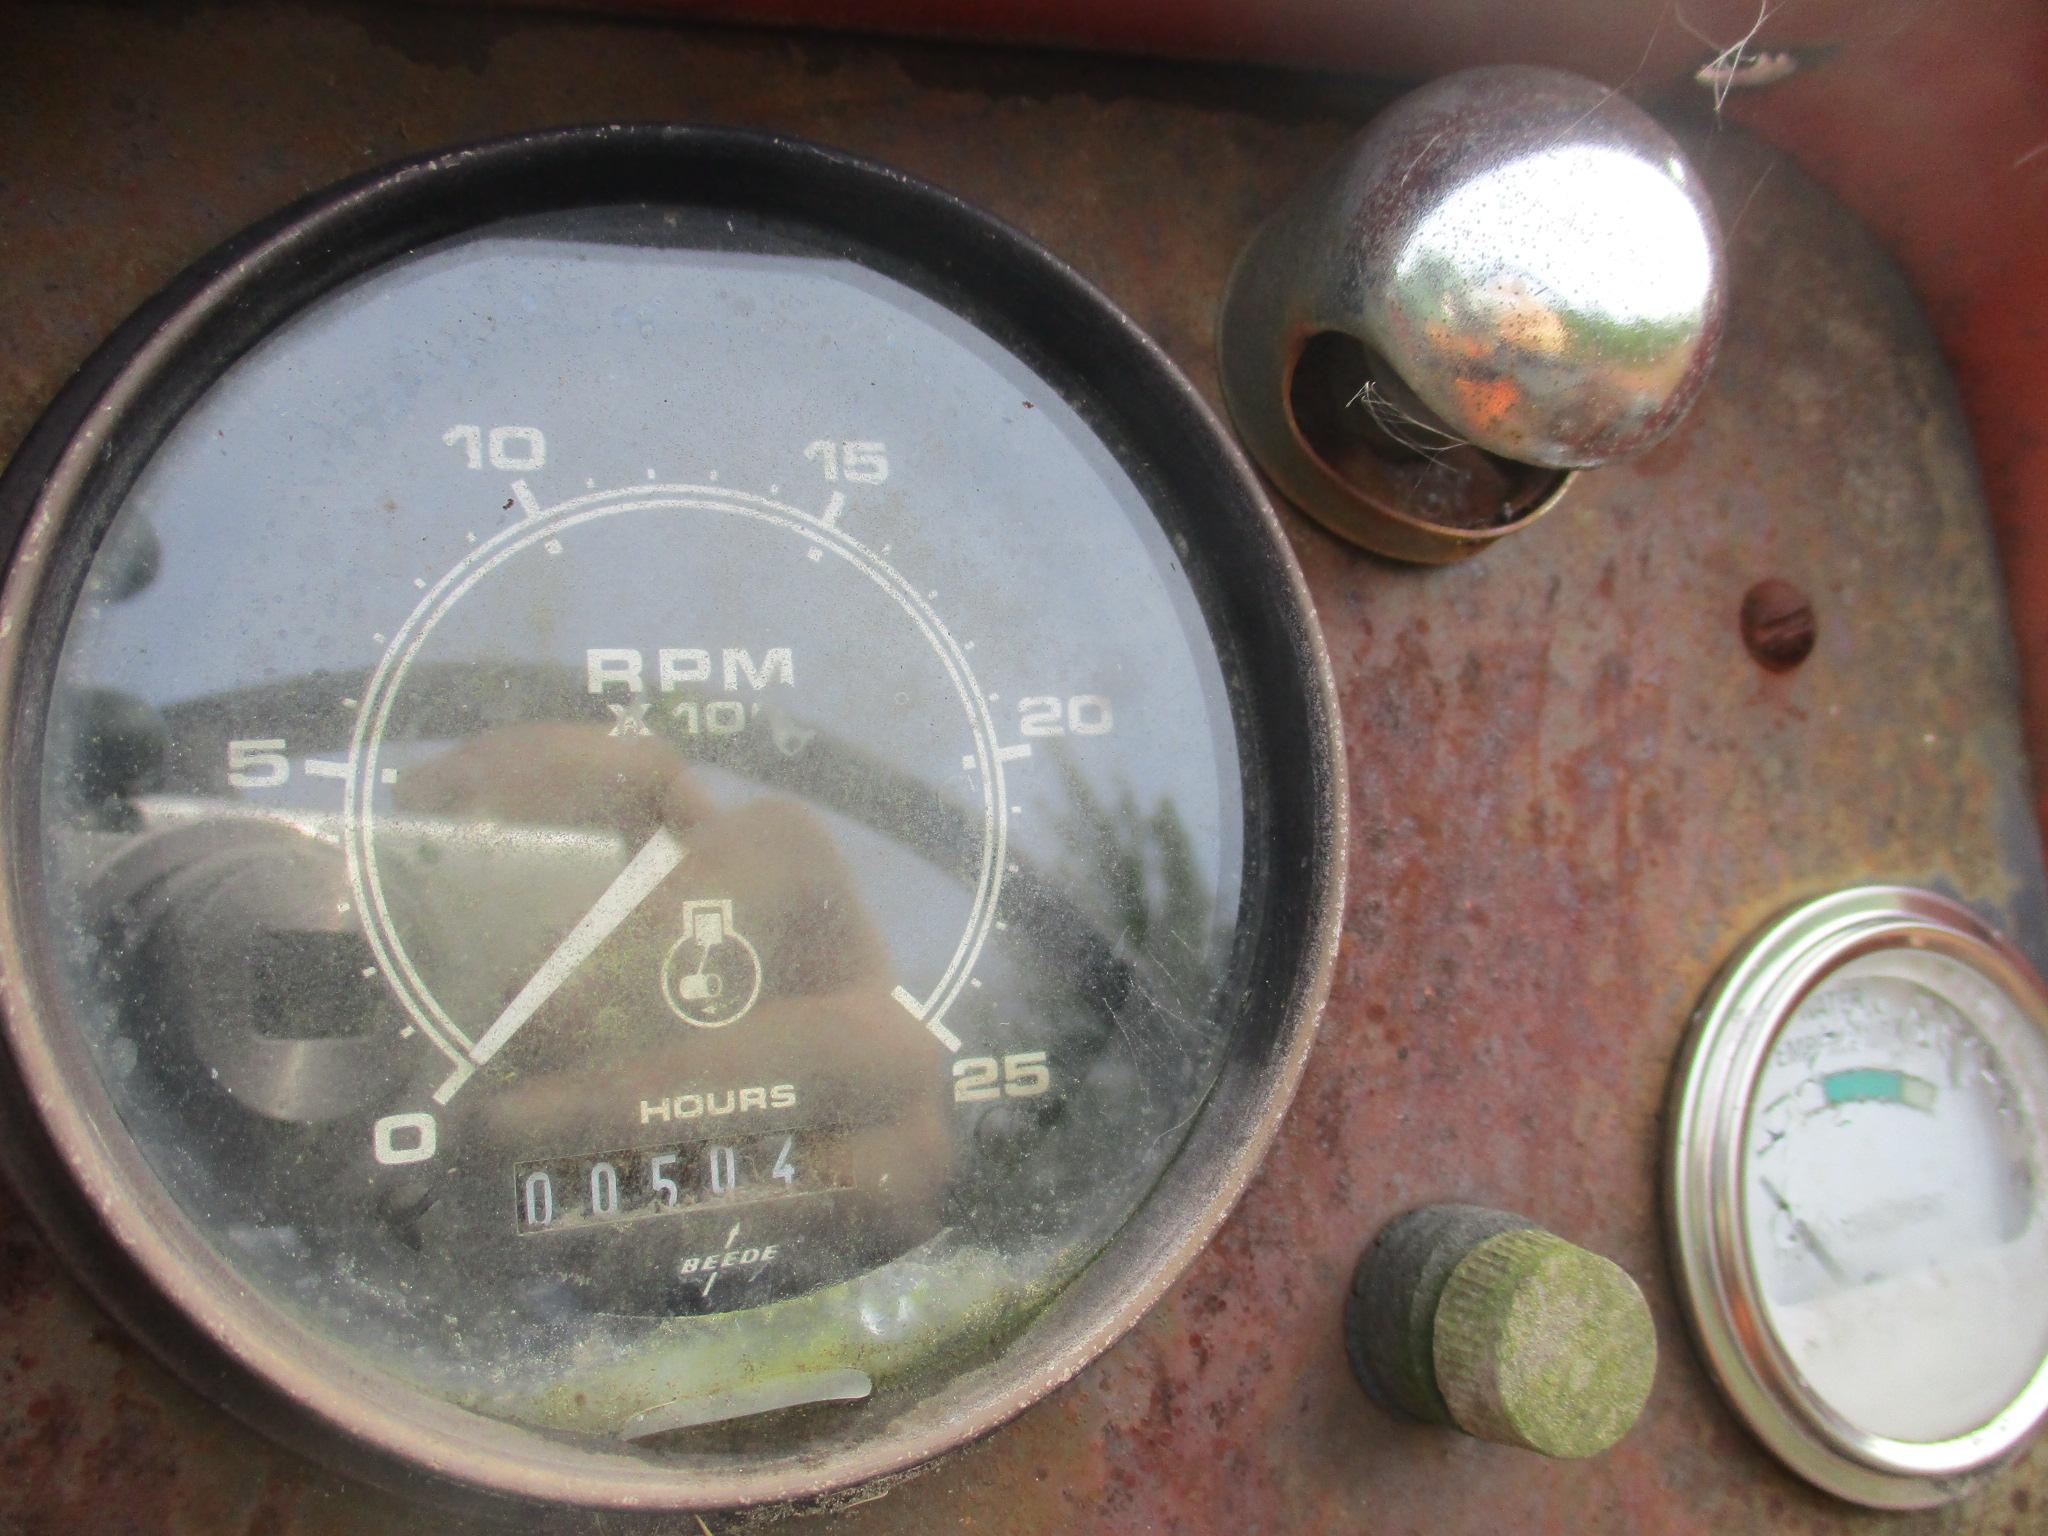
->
[524,1170,555,1227]
[373,1111,437,1165]
[708,1144,738,1195]
[590,1161,620,1217]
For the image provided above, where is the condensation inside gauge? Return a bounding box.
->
[28,201,1257,1441]
[1742,949,2048,1443]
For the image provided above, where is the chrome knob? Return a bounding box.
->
[1221,65,1726,561]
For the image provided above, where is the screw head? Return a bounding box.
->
[1741,578,1818,671]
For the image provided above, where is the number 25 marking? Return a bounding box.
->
[953,1051,1051,1103]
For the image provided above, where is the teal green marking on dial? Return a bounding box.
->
[1823,1068,1938,1111]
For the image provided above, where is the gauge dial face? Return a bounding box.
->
[0,133,1340,1505]
[1743,952,2048,1443]
[1672,887,2048,1507]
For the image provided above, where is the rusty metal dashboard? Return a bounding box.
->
[0,4,2044,1532]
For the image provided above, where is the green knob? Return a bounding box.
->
[1347,1206,1656,1459]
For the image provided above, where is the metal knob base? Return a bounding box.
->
[1346,1204,1657,1459]
[1220,65,1725,562]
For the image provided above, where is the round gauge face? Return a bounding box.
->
[1742,952,2048,1443]
[1670,887,2048,1508]
[0,130,1341,1510]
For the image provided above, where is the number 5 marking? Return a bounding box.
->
[227,738,289,788]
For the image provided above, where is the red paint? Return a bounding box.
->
[1722,2,2048,834]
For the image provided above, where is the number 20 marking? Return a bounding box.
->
[1018,696,1112,737]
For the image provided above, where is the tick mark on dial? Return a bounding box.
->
[892,986,962,1052]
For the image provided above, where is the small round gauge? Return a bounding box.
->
[1669,886,2048,1507]
[0,127,1343,1515]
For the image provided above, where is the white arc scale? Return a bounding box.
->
[341,478,1017,1105]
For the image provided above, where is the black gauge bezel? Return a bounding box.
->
[0,124,1345,1519]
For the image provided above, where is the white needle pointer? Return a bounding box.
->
[433,825,687,1103]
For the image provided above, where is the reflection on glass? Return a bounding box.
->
[35,206,1247,1439]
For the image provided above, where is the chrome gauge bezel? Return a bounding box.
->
[0,125,1346,1518]
[1668,884,2048,1508]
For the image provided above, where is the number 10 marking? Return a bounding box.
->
[443,424,547,471]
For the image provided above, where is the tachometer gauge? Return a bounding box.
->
[1669,886,2048,1507]
[0,127,1343,1516]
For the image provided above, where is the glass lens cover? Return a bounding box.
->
[28,204,1255,1446]
[1743,949,2048,1444]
